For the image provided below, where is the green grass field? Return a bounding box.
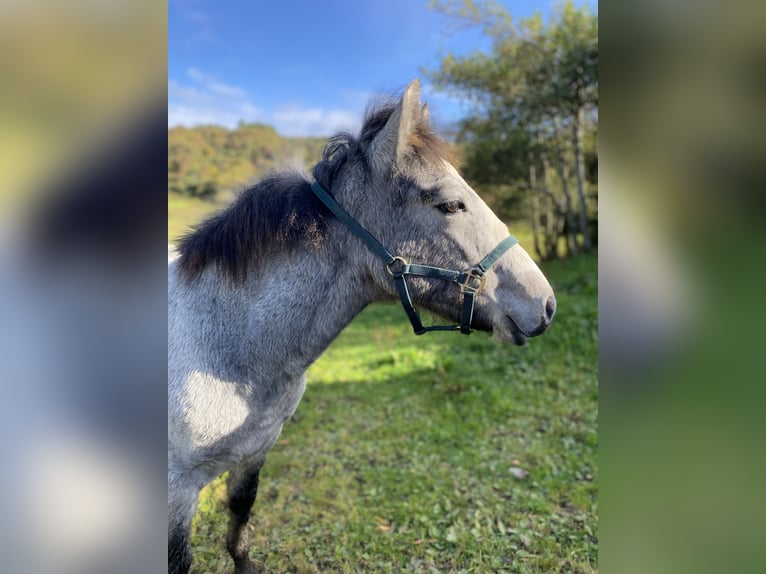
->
[186,248,598,574]
[168,195,226,243]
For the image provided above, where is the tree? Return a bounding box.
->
[167,124,326,202]
[428,0,597,259]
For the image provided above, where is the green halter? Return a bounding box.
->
[311,181,517,335]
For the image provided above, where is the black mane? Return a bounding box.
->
[176,173,327,282]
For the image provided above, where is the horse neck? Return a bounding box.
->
[217,240,377,377]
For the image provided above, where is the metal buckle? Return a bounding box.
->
[459,268,486,293]
[386,256,409,276]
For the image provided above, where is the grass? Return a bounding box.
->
[168,194,226,243]
[187,252,598,574]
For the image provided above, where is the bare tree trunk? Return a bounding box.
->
[541,152,558,259]
[555,156,577,257]
[528,154,545,260]
[553,115,579,256]
[573,105,591,251]
[531,194,544,260]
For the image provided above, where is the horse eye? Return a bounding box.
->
[438,201,465,214]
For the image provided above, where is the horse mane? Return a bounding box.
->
[175,172,328,282]
[176,99,455,282]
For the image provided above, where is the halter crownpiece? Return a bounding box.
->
[311,181,517,335]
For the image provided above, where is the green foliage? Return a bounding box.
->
[427,0,598,257]
[167,124,326,242]
[168,123,325,201]
[429,1,597,119]
[454,117,533,220]
[190,252,598,573]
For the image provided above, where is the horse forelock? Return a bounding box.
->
[313,99,456,191]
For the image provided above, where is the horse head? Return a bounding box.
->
[314,80,555,345]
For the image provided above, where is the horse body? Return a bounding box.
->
[168,80,555,574]
[168,246,369,478]
[169,236,376,573]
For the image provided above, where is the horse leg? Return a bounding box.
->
[226,458,265,574]
[168,474,199,574]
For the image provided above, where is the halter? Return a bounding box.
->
[311,182,518,335]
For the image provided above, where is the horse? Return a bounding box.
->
[168,79,556,574]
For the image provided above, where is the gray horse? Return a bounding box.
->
[168,80,555,574]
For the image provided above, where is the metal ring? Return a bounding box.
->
[386,256,409,276]
[460,269,487,293]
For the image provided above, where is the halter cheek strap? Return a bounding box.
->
[311,181,517,335]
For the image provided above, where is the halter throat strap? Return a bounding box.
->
[311,181,517,335]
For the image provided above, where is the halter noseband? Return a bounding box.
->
[311,182,517,335]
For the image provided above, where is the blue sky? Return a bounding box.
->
[169,0,595,136]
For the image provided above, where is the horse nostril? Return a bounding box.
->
[545,295,557,322]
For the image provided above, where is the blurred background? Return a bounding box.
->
[600,1,766,572]
[0,2,167,574]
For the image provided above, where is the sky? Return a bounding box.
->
[169,0,595,136]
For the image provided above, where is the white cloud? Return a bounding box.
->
[270,105,362,137]
[167,104,253,130]
[168,68,364,136]
[185,67,246,98]
[168,72,262,129]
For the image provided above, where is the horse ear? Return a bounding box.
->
[368,79,422,170]
[395,79,422,159]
